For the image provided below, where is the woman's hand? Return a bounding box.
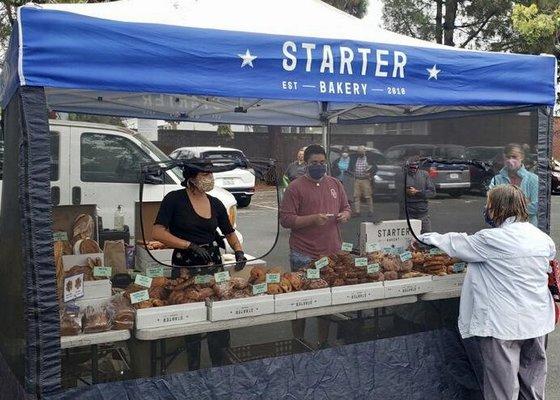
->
[188,244,213,264]
[234,250,247,271]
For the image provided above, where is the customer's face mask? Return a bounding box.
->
[341,152,349,158]
[193,174,215,192]
[408,163,419,174]
[307,164,326,180]
[483,206,496,228]
[505,157,522,171]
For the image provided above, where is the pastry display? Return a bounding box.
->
[82,305,111,333]
[411,249,463,276]
[60,307,82,336]
[71,214,94,244]
[65,265,94,281]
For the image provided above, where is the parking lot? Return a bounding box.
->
[236,188,560,397]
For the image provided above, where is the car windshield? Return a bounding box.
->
[435,146,466,160]
[134,133,183,181]
[203,150,244,160]
[385,146,434,162]
[465,147,503,161]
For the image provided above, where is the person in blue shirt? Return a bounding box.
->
[330,146,352,205]
[489,143,538,226]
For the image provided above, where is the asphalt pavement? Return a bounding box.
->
[236,189,560,397]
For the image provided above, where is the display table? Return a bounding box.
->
[61,330,131,384]
[136,295,418,376]
[420,288,462,302]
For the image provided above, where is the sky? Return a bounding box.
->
[363,0,383,28]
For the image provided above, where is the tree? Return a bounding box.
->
[382,0,533,50]
[321,0,369,18]
[511,2,560,56]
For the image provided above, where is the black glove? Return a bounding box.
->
[234,250,247,271]
[188,244,213,265]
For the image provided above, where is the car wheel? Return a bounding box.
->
[448,190,463,198]
[236,196,252,208]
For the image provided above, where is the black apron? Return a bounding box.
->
[171,243,223,278]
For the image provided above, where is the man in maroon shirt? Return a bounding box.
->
[280,144,351,346]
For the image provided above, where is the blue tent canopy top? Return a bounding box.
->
[0,0,556,125]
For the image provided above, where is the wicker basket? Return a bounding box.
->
[226,339,313,363]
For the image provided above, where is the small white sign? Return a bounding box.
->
[64,273,84,303]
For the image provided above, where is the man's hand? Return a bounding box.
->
[336,212,350,223]
[314,213,329,226]
[406,187,419,196]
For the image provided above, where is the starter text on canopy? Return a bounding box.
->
[282,41,407,78]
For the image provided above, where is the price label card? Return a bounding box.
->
[384,247,396,255]
[266,273,281,284]
[53,231,68,242]
[367,264,381,274]
[63,273,84,303]
[130,290,149,304]
[307,269,320,279]
[341,242,354,252]
[314,257,329,270]
[135,274,153,288]
[195,275,213,284]
[214,270,231,283]
[252,282,268,295]
[452,262,467,273]
[146,266,164,278]
[430,248,446,256]
[399,251,412,262]
[355,257,368,267]
[366,243,381,253]
[93,266,112,278]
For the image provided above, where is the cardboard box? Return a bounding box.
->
[331,282,384,305]
[384,276,433,298]
[207,295,275,321]
[431,273,466,292]
[136,302,207,329]
[274,288,331,313]
[360,219,422,253]
[135,245,173,272]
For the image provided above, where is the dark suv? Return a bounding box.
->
[385,144,471,197]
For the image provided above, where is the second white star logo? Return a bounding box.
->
[427,64,441,80]
[238,49,257,68]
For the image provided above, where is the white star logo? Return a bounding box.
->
[427,64,441,80]
[238,49,257,68]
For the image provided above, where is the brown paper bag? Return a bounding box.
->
[103,240,126,275]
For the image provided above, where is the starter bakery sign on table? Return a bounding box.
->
[360,220,422,252]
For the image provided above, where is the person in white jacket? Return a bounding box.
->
[418,184,555,400]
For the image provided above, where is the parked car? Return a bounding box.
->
[385,144,471,197]
[551,159,560,195]
[169,146,256,208]
[465,146,503,192]
[0,120,242,250]
[329,145,400,198]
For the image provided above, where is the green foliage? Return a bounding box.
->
[382,0,533,50]
[512,3,560,55]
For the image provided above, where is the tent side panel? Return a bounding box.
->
[19,86,61,396]
[537,106,553,233]
[0,90,33,397]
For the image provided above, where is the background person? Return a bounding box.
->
[348,145,377,217]
[330,146,353,206]
[489,143,538,225]
[418,184,555,400]
[280,144,351,347]
[398,156,436,233]
[285,147,307,182]
[152,162,247,370]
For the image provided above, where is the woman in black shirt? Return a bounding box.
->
[152,163,246,369]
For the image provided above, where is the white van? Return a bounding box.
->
[0,120,242,248]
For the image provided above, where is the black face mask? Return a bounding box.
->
[483,207,496,228]
[307,164,326,180]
